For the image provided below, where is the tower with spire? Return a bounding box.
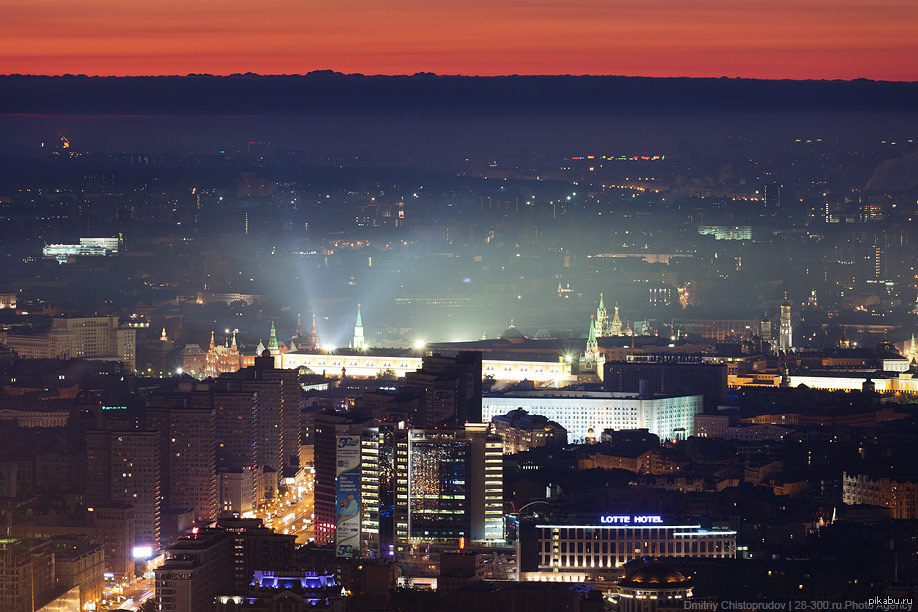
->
[609,303,623,337]
[595,293,608,337]
[350,304,366,349]
[580,315,605,379]
[267,321,280,355]
[308,314,320,349]
[779,292,793,352]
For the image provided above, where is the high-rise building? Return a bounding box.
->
[334,423,380,558]
[312,412,347,546]
[154,530,235,612]
[146,396,217,523]
[393,423,503,546]
[404,352,482,427]
[779,292,793,352]
[85,428,161,547]
[231,354,302,475]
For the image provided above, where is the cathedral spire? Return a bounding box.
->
[295,313,303,339]
[231,330,237,348]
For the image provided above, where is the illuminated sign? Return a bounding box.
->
[599,515,663,525]
[132,546,153,559]
[102,406,127,410]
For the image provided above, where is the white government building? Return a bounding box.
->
[482,390,703,442]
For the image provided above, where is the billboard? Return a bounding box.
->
[335,435,361,557]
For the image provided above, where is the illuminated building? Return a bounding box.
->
[2,315,136,371]
[42,237,119,263]
[215,570,342,612]
[779,292,793,351]
[842,472,918,520]
[205,330,242,378]
[311,416,381,556]
[50,538,105,612]
[0,292,16,309]
[728,372,918,395]
[532,515,735,579]
[333,423,380,558]
[350,304,366,349]
[612,561,694,612]
[697,225,752,240]
[85,429,161,548]
[490,408,567,454]
[394,424,503,547]
[482,390,702,443]
[279,351,574,385]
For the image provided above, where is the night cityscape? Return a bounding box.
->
[2,2,918,611]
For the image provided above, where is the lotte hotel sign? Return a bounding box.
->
[599,515,664,524]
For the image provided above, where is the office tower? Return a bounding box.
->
[603,359,728,411]
[147,396,217,523]
[334,422,380,558]
[154,530,234,612]
[92,503,135,578]
[393,423,503,546]
[85,428,161,547]
[404,351,482,427]
[311,414,381,555]
[779,292,793,351]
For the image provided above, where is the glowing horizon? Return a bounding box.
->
[3,0,917,81]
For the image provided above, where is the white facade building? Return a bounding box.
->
[482,391,702,442]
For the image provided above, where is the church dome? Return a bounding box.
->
[500,325,526,341]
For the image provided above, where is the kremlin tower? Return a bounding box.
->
[609,303,623,337]
[350,304,366,349]
[595,293,608,337]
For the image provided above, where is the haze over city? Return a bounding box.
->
[1,1,917,612]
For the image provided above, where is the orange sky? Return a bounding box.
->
[2,0,917,80]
